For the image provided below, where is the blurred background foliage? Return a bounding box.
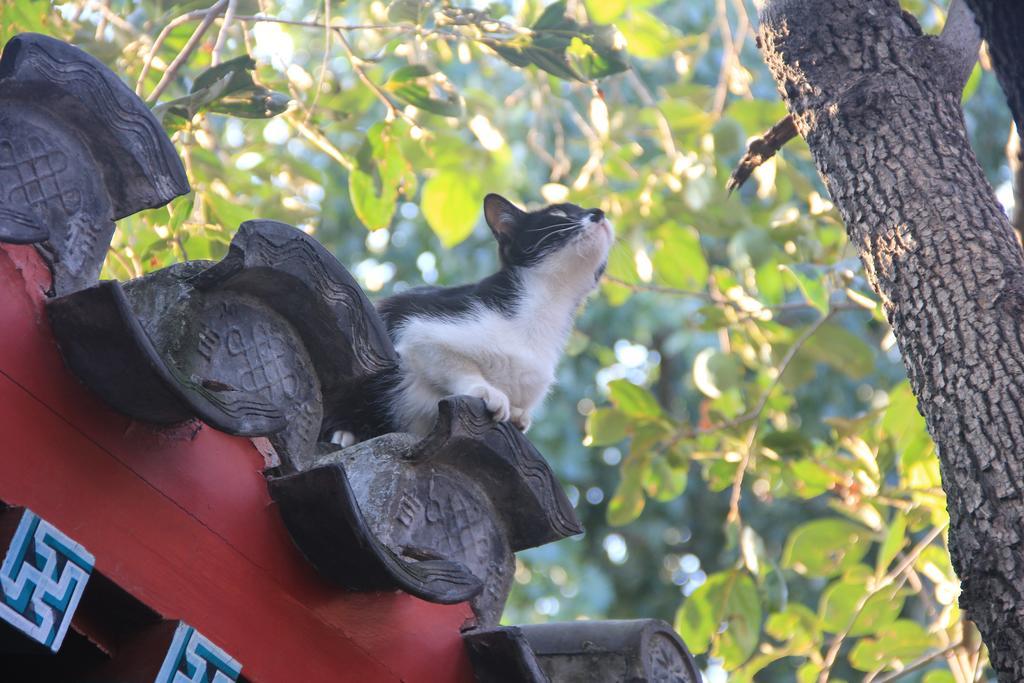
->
[2,0,1014,679]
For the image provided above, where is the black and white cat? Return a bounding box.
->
[332,193,613,444]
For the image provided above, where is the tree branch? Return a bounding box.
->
[726,113,797,193]
[871,639,964,683]
[210,0,238,66]
[145,0,228,103]
[335,30,416,126]
[1007,125,1024,244]
[726,309,833,524]
[938,0,982,93]
[818,524,947,682]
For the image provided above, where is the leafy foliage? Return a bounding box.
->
[16,0,1012,679]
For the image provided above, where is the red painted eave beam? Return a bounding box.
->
[0,245,475,682]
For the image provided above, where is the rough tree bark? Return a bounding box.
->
[962,1,1024,134]
[757,0,1024,678]
[963,1,1024,245]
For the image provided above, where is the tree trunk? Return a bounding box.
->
[757,0,1024,678]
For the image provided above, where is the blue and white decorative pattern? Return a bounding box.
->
[0,508,95,651]
[156,621,242,683]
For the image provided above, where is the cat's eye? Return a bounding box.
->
[548,209,568,218]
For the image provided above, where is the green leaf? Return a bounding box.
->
[876,512,907,577]
[156,55,290,122]
[728,228,776,269]
[349,122,408,231]
[692,349,742,400]
[532,0,570,30]
[779,264,829,313]
[585,407,630,446]
[386,66,463,118]
[652,223,708,290]
[387,64,433,83]
[607,458,645,526]
[727,99,790,134]
[167,193,195,235]
[797,662,822,683]
[962,61,982,103]
[848,620,935,672]
[584,0,627,23]
[765,603,819,651]
[421,170,482,247]
[521,45,582,81]
[617,9,681,59]
[391,84,463,117]
[801,323,875,380]
[644,457,687,502]
[205,193,252,230]
[567,31,628,80]
[819,575,905,636]
[883,382,934,467]
[387,0,423,24]
[487,0,626,82]
[782,519,872,578]
[762,430,813,458]
[192,55,256,94]
[607,379,663,418]
[208,88,291,118]
[675,570,761,667]
[786,458,833,499]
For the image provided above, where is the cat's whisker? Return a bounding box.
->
[523,222,583,253]
[526,221,579,232]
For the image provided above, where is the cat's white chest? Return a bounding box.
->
[470,309,562,403]
[387,241,607,435]
[395,305,562,407]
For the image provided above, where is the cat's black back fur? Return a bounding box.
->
[377,270,521,329]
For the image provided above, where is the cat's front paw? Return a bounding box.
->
[329,430,357,448]
[510,407,531,433]
[466,384,511,422]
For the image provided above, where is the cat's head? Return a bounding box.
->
[483,194,614,278]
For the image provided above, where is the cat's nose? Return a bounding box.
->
[588,209,605,222]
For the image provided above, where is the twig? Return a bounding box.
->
[871,640,965,683]
[566,101,604,188]
[136,9,207,95]
[527,128,561,177]
[603,272,850,318]
[286,114,354,171]
[335,30,413,124]
[818,524,948,682]
[727,114,798,193]
[85,0,140,36]
[210,0,238,66]
[604,273,713,300]
[625,69,678,160]
[232,15,414,32]
[105,246,139,279]
[94,0,110,40]
[145,0,229,103]
[303,0,334,125]
[727,309,833,523]
[711,0,750,117]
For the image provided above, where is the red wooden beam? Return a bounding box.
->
[0,244,475,682]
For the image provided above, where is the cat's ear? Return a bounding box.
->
[483,194,525,242]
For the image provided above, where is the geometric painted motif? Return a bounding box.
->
[0,508,94,652]
[155,621,242,683]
